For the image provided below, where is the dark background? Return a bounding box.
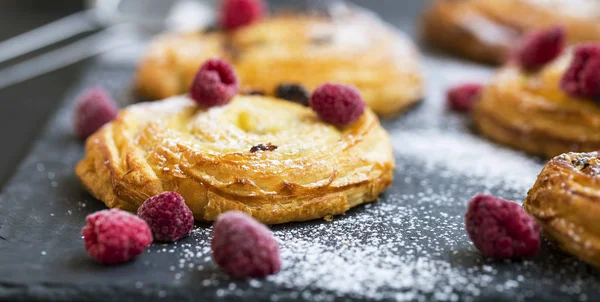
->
[0,0,86,188]
[2,1,600,302]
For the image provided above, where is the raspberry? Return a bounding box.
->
[137,192,194,242]
[211,211,281,278]
[560,44,600,98]
[74,87,118,140]
[465,194,541,259]
[515,26,565,71]
[190,58,239,108]
[82,209,152,265]
[310,83,365,127]
[275,83,310,106]
[219,0,266,30]
[447,83,483,112]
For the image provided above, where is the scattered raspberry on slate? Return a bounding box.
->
[515,26,565,71]
[310,83,365,127]
[190,58,239,108]
[560,44,600,99]
[447,83,483,112]
[74,87,118,140]
[465,194,541,259]
[137,192,194,242]
[219,0,266,30]
[82,209,152,265]
[211,211,281,278]
[275,83,310,106]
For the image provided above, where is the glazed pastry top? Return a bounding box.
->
[522,0,600,18]
[525,152,600,269]
[493,50,600,111]
[107,95,389,187]
[76,95,394,223]
[135,6,423,116]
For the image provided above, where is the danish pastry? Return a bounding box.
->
[135,7,423,117]
[472,51,600,158]
[423,0,600,64]
[75,95,394,224]
[524,152,600,268]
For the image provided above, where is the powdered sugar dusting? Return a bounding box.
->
[390,128,543,194]
[128,52,600,301]
[1,19,600,302]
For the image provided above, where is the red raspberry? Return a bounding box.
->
[310,83,366,127]
[560,44,600,98]
[465,194,541,259]
[211,211,281,278]
[137,192,194,242]
[190,58,239,108]
[74,87,118,140]
[82,209,152,265]
[515,26,565,71]
[447,83,483,112]
[219,0,266,30]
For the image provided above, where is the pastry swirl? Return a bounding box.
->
[423,0,600,64]
[75,95,395,224]
[524,152,600,268]
[473,52,600,158]
[135,7,423,117]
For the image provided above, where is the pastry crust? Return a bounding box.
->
[423,0,600,64]
[473,51,600,158]
[135,8,423,117]
[75,95,395,224]
[524,152,600,269]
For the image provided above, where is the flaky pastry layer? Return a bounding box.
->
[473,52,600,158]
[525,152,600,269]
[76,95,395,224]
[423,0,600,64]
[135,8,423,117]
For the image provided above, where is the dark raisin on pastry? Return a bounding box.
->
[250,143,278,153]
[202,23,219,34]
[243,89,266,96]
[275,83,310,106]
[311,35,333,46]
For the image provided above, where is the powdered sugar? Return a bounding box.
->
[127,52,599,301]
[390,128,543,194]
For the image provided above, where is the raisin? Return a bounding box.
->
[250,143,278,153]
[275,83,310,106]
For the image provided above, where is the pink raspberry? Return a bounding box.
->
[560,44,600,98]
[515,26,565,71]
[137,192,194,242]
[447,83,483,112]
[465,194,541,259]
[211,211,281,278]
[190,58,239,108]
[82,209,152,265]
[310,83,365,127]
[219,0,266,30]
[74,87,118,140]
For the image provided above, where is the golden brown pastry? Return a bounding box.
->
[473,51,600,158]
[423,0,600,64]
[524,152,600,268]
[75,95,394,224]
[135,8,423,117]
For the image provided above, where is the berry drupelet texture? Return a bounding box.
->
[74,87,118,140]
[82,209,152,265]
[137,192,195,242]
[190,58,239,108]
[465,194,541,259]
[211,211,281,278]
[310,83,365,127]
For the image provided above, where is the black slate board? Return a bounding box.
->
[1,2,600,302]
